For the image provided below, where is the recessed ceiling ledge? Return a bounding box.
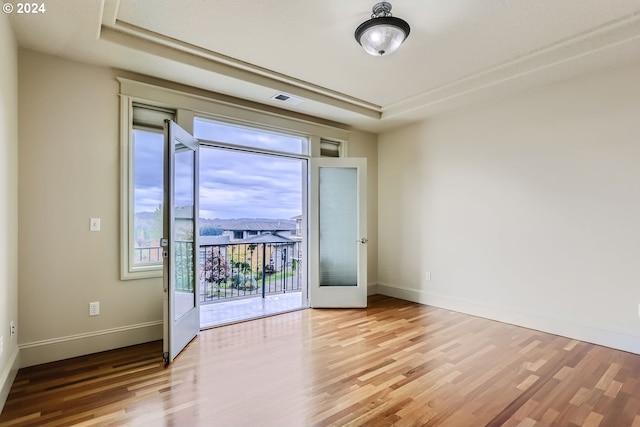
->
[100,20,382,120]
[382,11,640,120]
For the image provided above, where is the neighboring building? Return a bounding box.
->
[207,218,297,242]
[291,214,303,239]
[198,235,231,265]
[239,232,297,271]
[199,219,299,273]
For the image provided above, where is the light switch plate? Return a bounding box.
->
[90,218,101,232]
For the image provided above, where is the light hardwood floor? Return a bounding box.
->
[2,295,640,426]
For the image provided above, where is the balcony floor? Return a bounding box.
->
[200,291,305,328]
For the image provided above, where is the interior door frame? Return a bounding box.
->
[309,157,368,308]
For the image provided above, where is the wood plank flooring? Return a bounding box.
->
[2,295,640,426]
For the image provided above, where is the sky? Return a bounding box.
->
[199,148,303,219]
[133,122,304,220]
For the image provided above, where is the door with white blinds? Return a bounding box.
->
[309,158,367,308]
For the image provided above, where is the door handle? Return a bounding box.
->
[160,238,169,259]
[357,238,369,244]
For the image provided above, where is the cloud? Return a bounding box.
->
[133,131,164,189]
[134,187,163,213]
[133,131,164,213]
[134,132,303,219]
[199,147,302,219]
[194,119,305,154]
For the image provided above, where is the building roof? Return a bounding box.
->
[206,218,296,232]
[199,235,231,246]
[240,233,294,244]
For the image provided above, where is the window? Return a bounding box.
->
[119,78,351,280]
[194,117,309,155]
[121,103,175,278]
[132,129,164,266]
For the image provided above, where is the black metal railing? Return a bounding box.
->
[134,240,302,302]
[175,240,195,292]
[133,246,163,264]
[200,240,302,303]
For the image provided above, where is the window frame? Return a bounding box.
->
[119,78,350,280]
[120,99,170,278]
[121,99,157,279]
[193,115,311,156]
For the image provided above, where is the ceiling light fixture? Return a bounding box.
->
[354,2,410,56]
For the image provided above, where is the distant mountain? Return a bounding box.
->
[135,211,156,220]
[134,213,298,239]
[200,218,296,231]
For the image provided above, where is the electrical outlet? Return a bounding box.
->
[425,272,431,281]
[89,301,100,316]
[10,321,15,338]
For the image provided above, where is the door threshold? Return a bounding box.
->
[200,306,308,330]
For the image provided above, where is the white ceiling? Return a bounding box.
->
[9,0,640,132]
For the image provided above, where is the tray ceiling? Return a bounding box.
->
[9,0,640,132]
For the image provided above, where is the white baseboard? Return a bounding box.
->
[0,346,20,414]
[19,321,163,368]
[376,282,640,355]
[367,283,379,296]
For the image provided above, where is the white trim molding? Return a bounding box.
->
[100,5,381,120]
[118,78,351,142]
[367,283,380,296]
[375,282,640,356]
[19,321,163,368]
[0,346,20,413]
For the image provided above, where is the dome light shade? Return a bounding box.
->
[355,3,410,56]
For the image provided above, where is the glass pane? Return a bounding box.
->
[173,144,196,321]
[194,117,307,155]
[319,167,357,286]
[132,129,164,266]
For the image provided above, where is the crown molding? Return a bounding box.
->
[383,11,640,119]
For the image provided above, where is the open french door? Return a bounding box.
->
[162,120,200,364]
[309,157,367,308]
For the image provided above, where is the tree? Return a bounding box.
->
[200,226,223,236]
[149,204,163,245]
[201,247,231,293]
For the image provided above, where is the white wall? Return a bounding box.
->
[16,49,380,368]
[18,50,163,367]
[0,12,20,410]
[377,61,640,354]
[348,129,378,289]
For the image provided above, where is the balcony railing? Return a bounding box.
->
[134,240,303,303]
[200,241,302,303]
[133,246,163,264]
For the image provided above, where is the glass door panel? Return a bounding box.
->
[310,158,367,308]
[173,146,196,321]
[319,167,358,286]
[163,120,200,364]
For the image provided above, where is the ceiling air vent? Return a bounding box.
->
[271,93,304,105]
